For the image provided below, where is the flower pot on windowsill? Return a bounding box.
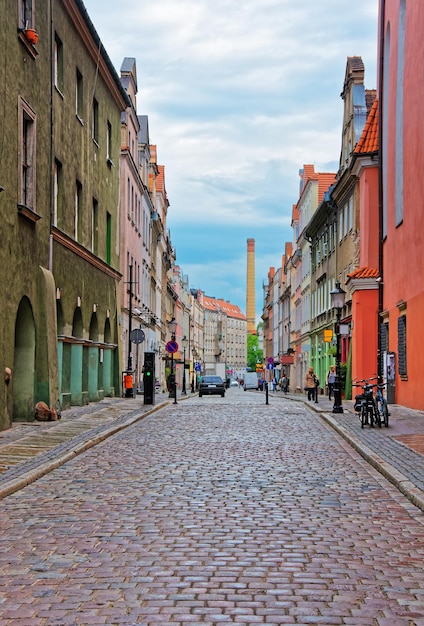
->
[25,29,38,45]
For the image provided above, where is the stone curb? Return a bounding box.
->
[320,411,424,514]
[279,393,424,513]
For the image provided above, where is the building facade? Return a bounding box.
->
[0,0,130,430]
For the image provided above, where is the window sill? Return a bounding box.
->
[18,204,42,223]
[17,29,39,58]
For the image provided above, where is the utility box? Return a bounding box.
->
[385,351,396,404]
[143,352,155,405]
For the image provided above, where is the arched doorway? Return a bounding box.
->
[13,297,35,420]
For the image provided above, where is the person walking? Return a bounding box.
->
[326,365,336,401]
[305,367,317,401]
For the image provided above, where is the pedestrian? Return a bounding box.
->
[305,367,317,401]
[281,374,288,393]
[326,365,336,401]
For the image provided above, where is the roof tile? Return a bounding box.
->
[354,99,379,154]
[347,266,379,280]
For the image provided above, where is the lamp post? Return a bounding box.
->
[168,317,177,402]
[182,336,188,395]
[330,282,346,414]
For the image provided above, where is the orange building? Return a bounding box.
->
[347,99,380,384]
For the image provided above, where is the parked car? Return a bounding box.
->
[199,375,226,398]
[230,378,239,387]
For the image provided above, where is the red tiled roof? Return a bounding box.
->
[354,99,379,154]
[317,173,336,204]
[347,266,379,280]
[203,296,246,320]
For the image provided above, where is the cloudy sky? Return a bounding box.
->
[85,0,378,319]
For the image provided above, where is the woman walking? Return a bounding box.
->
[326,365,336,401]
[305,367,317,401]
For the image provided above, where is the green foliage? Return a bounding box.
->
[247,334,263,371]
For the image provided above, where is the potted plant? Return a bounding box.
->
[25,28,38,44]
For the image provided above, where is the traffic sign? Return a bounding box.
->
[267,357,274,364]
[130,328,145,344]
[165,340,178,354]
[194,361,201,371]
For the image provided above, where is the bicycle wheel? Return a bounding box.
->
[380,399,389,427]
[373,399,381,427]
[367,406,375,427]
[361,404,368,428]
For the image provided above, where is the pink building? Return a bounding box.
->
[378,1,424,409]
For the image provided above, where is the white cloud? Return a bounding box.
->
[85,0,378,316]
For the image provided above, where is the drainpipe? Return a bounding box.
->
[49,0,54,272]
[377,0,386,377]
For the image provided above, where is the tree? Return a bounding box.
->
[247,334,263,371]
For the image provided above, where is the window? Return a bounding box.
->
[106,120,113,165]
[19,98,36,210]
[76,69,83,121]
[92,198,98,254]
[20,0,33,29]
[75,180,82,242]
[54,35,63,92]
[53,159,63,227]
[92,97,99,144]
[343,202,348,237]
[106,211,111,264]
[348,196,353,232]
[398,314,407,377]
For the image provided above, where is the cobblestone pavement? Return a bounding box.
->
[276,392,424,512]
[0,389,423,625]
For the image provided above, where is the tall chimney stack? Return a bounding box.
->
[246,238,256,335]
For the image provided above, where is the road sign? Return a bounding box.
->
[130,328,145,344]
[194,361,201,371]
[165,340,178,354]
[267,357,274,364]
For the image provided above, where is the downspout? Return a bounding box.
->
[377,0,386,377]
[49,0,54,272]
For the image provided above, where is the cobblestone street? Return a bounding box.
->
[0,389,423,625]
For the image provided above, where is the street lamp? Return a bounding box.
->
[330,282,346,414]
[182,336,188,395]
[168,317,177,402]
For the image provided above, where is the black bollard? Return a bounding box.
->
[173,381,177,404]
[265,382,269,405]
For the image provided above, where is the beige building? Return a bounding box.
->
[201,295,247,379]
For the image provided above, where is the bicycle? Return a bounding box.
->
[375,381,390,427]
[353,378,381,428]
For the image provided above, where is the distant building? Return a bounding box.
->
[201,295,247,379]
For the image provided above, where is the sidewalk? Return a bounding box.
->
[0,392,175,500]
[273,390,424,513]
[0,389,423,514]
